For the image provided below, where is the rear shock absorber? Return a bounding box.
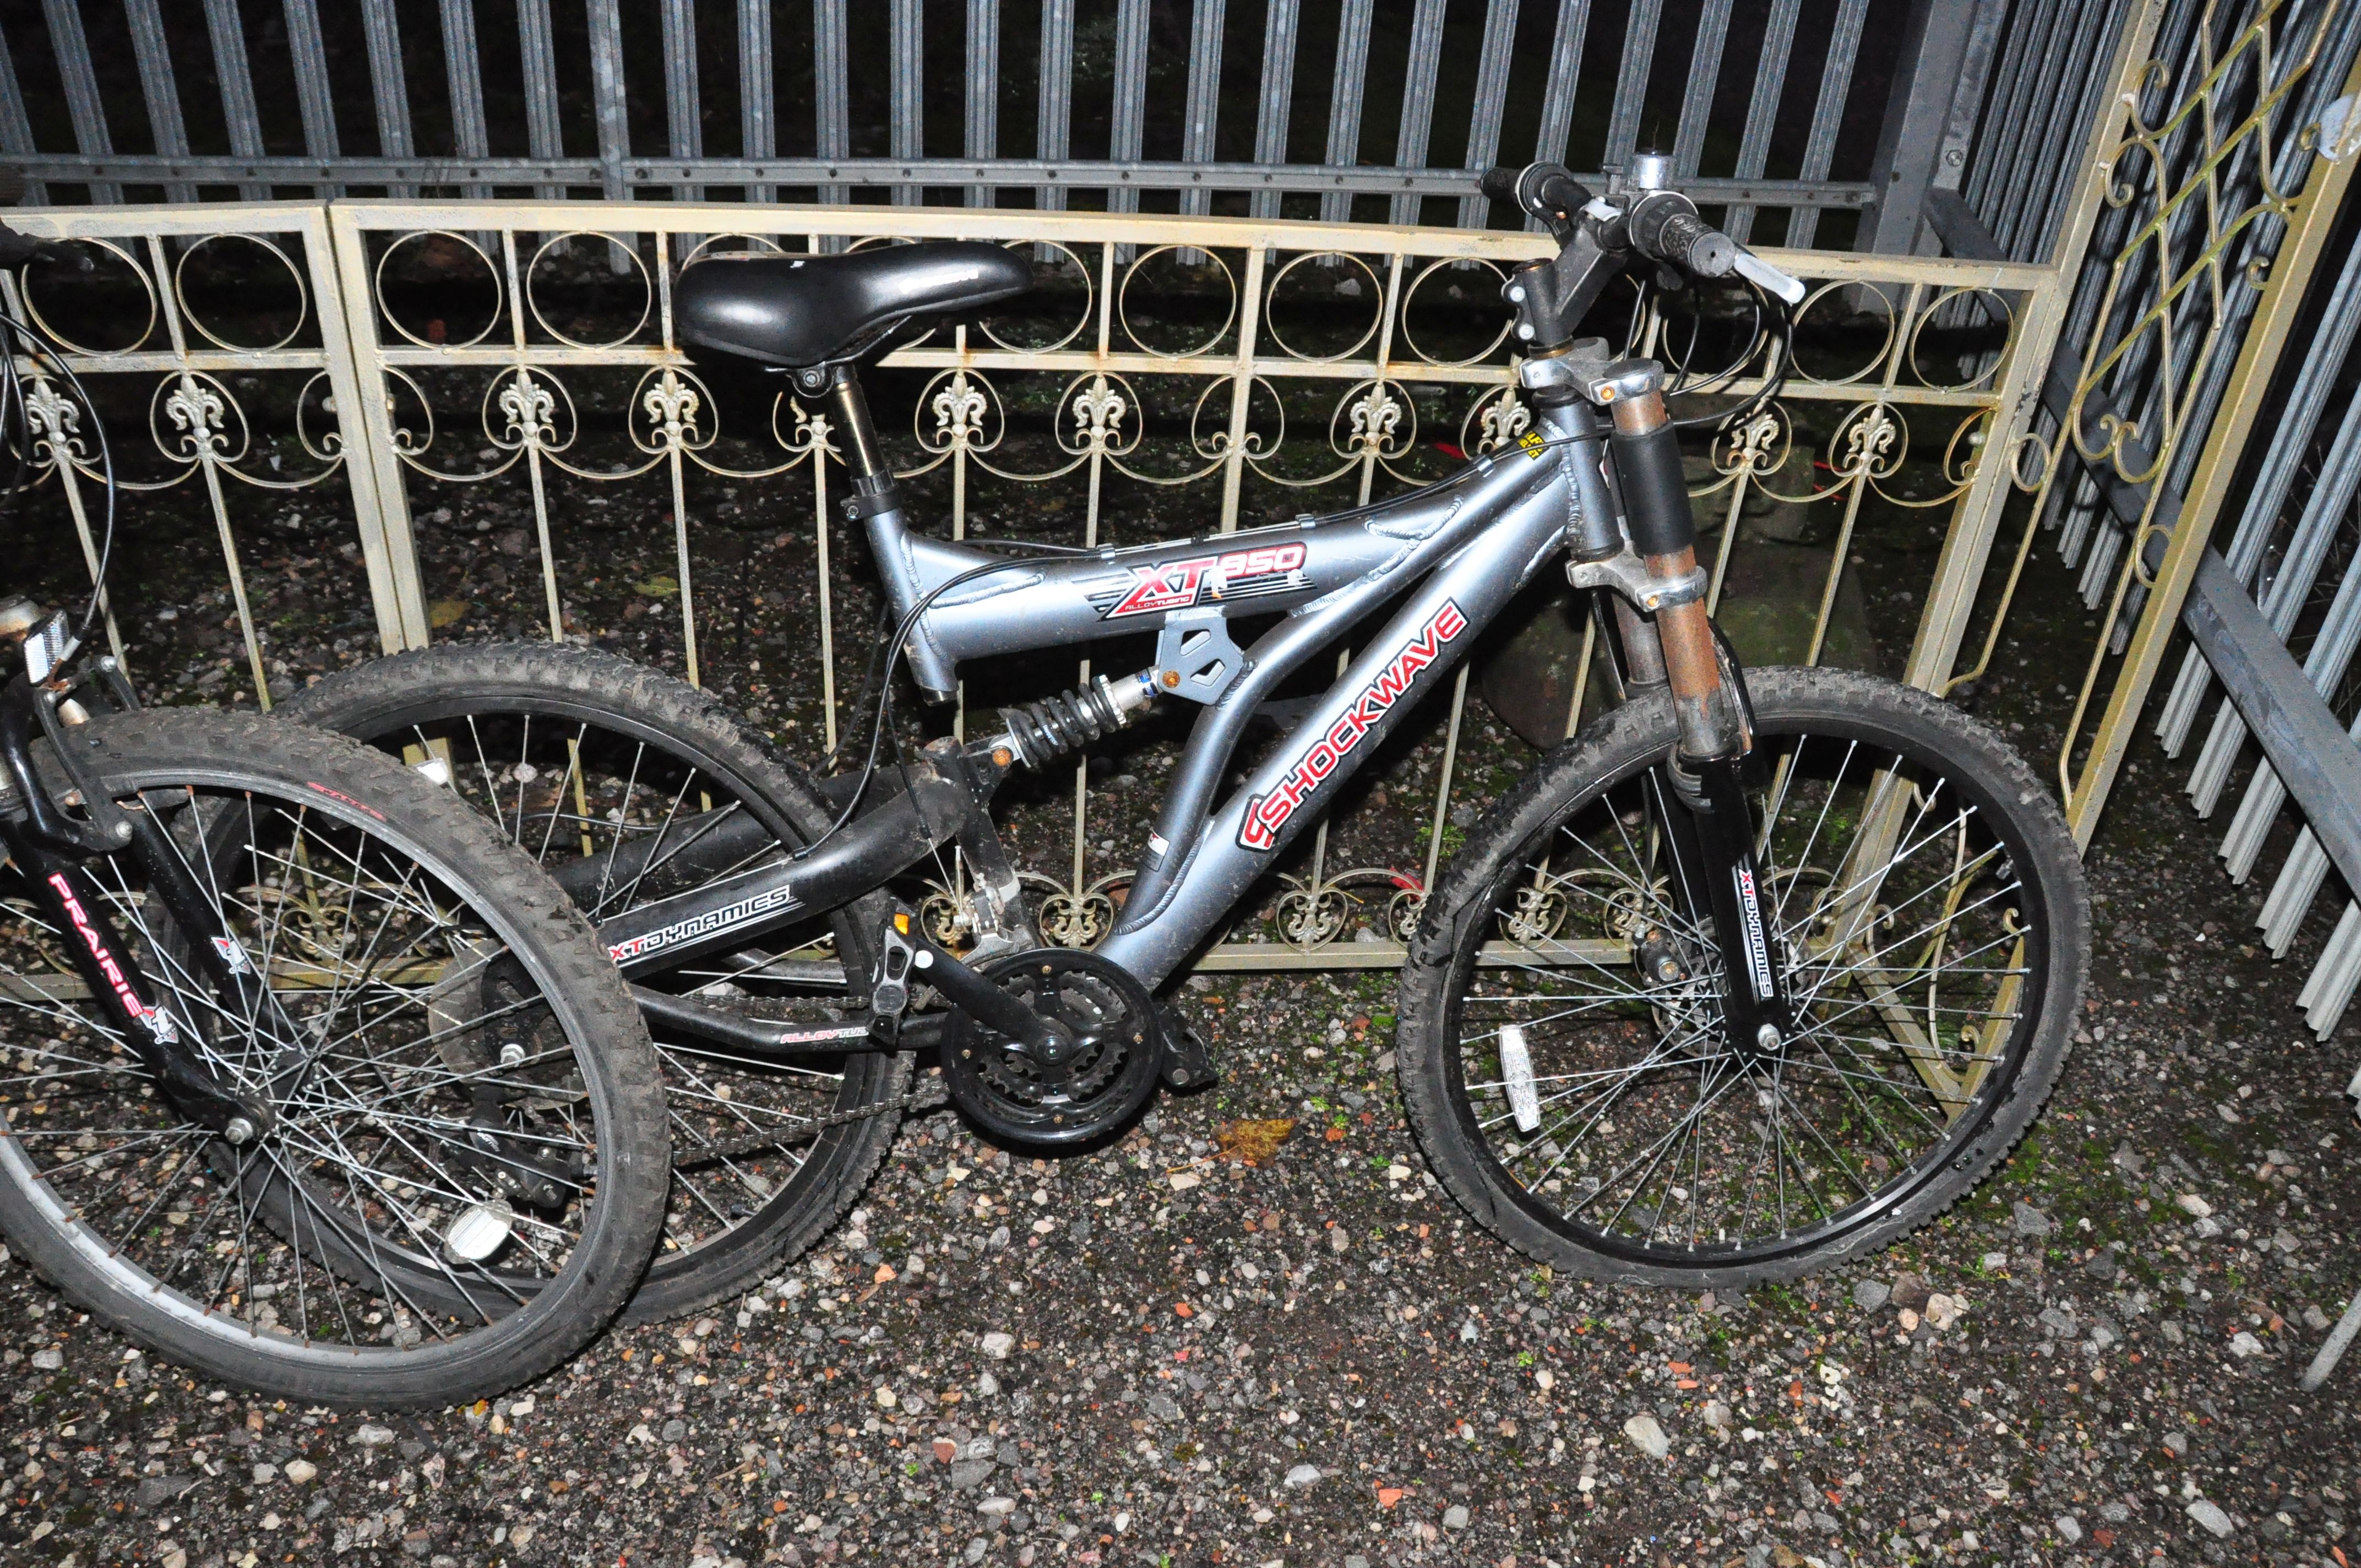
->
[997,671,1159,771]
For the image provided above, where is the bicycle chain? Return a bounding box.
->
[673,1076,948,1166]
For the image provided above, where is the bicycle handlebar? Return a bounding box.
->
[1481,162,1802,304]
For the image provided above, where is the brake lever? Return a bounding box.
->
[1733,250,1806,307]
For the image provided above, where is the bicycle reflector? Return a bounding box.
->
[1499,1024,1542,1134]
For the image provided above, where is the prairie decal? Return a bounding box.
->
[47,873,179,1044]
[1095,541,1309,619]
[1237,600,1468,851]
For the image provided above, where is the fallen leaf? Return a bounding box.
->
[1217,1119,1297,1167]
[633,574,680,598]
[428,599,470,629]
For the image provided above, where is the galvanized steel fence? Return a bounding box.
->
[6,1,1913,242]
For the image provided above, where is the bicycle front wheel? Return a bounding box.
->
[1396,666,2088,1287]
[0,710,669,1407]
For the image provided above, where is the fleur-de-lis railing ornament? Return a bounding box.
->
[639,369,704,453]
[932,372,989,454]
[498,369,558,453]
[1346,382,1402,458]
[1473,387,1530,456]
[1070,376,1127,454]
[19,377,88,471]
[1718,406,1784,482]
[162,372,231,464]
[1835,402,1903,482]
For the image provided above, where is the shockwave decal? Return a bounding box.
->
[1238,600,1468,851]
[607,883,801,965]
[1732,865,1776,1001]
[46,872,179,1043]
[1092,542,1309,619]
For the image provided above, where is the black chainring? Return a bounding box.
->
[940,948,1164,1147]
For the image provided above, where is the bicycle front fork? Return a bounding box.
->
[1543,351,1792,1050]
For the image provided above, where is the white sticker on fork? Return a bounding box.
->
[414,756,453,787]
[1499,1024,1541,1134]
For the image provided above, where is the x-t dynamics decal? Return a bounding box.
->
[1238,600,1468,851]
[608,883,801,965]
[1094,541,1309,619]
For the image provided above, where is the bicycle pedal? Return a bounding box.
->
[1156,1006,1218,1092]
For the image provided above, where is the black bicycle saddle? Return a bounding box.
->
[676,241,1033,368]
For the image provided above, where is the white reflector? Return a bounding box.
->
[414,756,453,787]
[1499,1025,1541,1134]
[444,1199,516,1263]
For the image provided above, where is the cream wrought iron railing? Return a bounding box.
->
[4,194,2070,972]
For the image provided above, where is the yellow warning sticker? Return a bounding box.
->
[1517,429,1547,461]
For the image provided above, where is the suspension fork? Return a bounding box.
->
[1575,357,1791,1050]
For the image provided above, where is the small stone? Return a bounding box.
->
[2185,1499,2234,1539]
[1623,1413,1670,1459]
[29,1347,61,1371]
[1701,1401,1733,1431]
[874,1386,898,1408]
[2162,1430,2190,1457]
[1890,1273,1930,1313]
[2228,1331,2264,1358]
[1442,1504,1471,1531]
[1851,1279,1890,1311]
[1980,1251,2009,1272]
[2273,1228,2301,1255]
[2306,1304,2333,1332]
[979,1331,1015,1360]
[251,1463,278,1485]
[2011,1201,2054,1238]
[1328,1227,1350,1254]
[134,1474,198,1512]
[950,1458,995,1490]
[1534,1368,1555,1392]
[975,1371,1000,1397]
[2054,1515,2082,1544]
[1283,1463,1323,1488]
[1923,1293,1960,1330]
[1146,1393,1182,1423]
[2192,1216,2223,1239]
[284,1460,317,1484]
[509,1396,535,1415]
[978,1496,1016,1518]
[2175,1193,2213,1218]
[356,1424,396,1447]
[2083,1248,2118,1281]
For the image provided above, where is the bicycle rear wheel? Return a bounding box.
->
[0,710,668,1406]
[284,642,905,1324]
[1396,667,2088,1287]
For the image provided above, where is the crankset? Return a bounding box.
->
[940,947,1168,1147]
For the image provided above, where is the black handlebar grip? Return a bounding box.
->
[1655,212,1737,277]
[0,226,43,269]
[1479,166,1522,206]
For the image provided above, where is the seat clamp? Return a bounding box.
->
[840,482,905,521]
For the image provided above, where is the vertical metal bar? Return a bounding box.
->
[1669,0,1734,179]
[817,0,851,207]
[1722,0,1798,243]
[360,0,417,197]
[1602,0,1664,172]
[1218,246,1269,532]
[123,0,195,203]
[1036,0,1076,211]
[1783,0,1870,248]
[741,0,775,204]
[1182,0,1230,219]
[0,21,42,205]
[41,0,118,202]
[283,0,341,192]
[516,0,565,202]
[965,0,1000,208]
[440,0,491,202]
[662,0,704,203]
[201,0,271,203]
[1321,0,1375,222]
[1250,0,1302,220]
[587,0,632,203]
[315,207,428,653]
[1106,0,1149,215]
[891,0,923,205]
[1388,0,1449,225]
[1532,0,1595,169]
[1458,0,1525,228]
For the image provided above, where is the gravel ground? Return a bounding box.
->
[2,709,2358,1568]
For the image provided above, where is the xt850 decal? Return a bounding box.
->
[1238,600,1468,851]
[1092,541,1309,619]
